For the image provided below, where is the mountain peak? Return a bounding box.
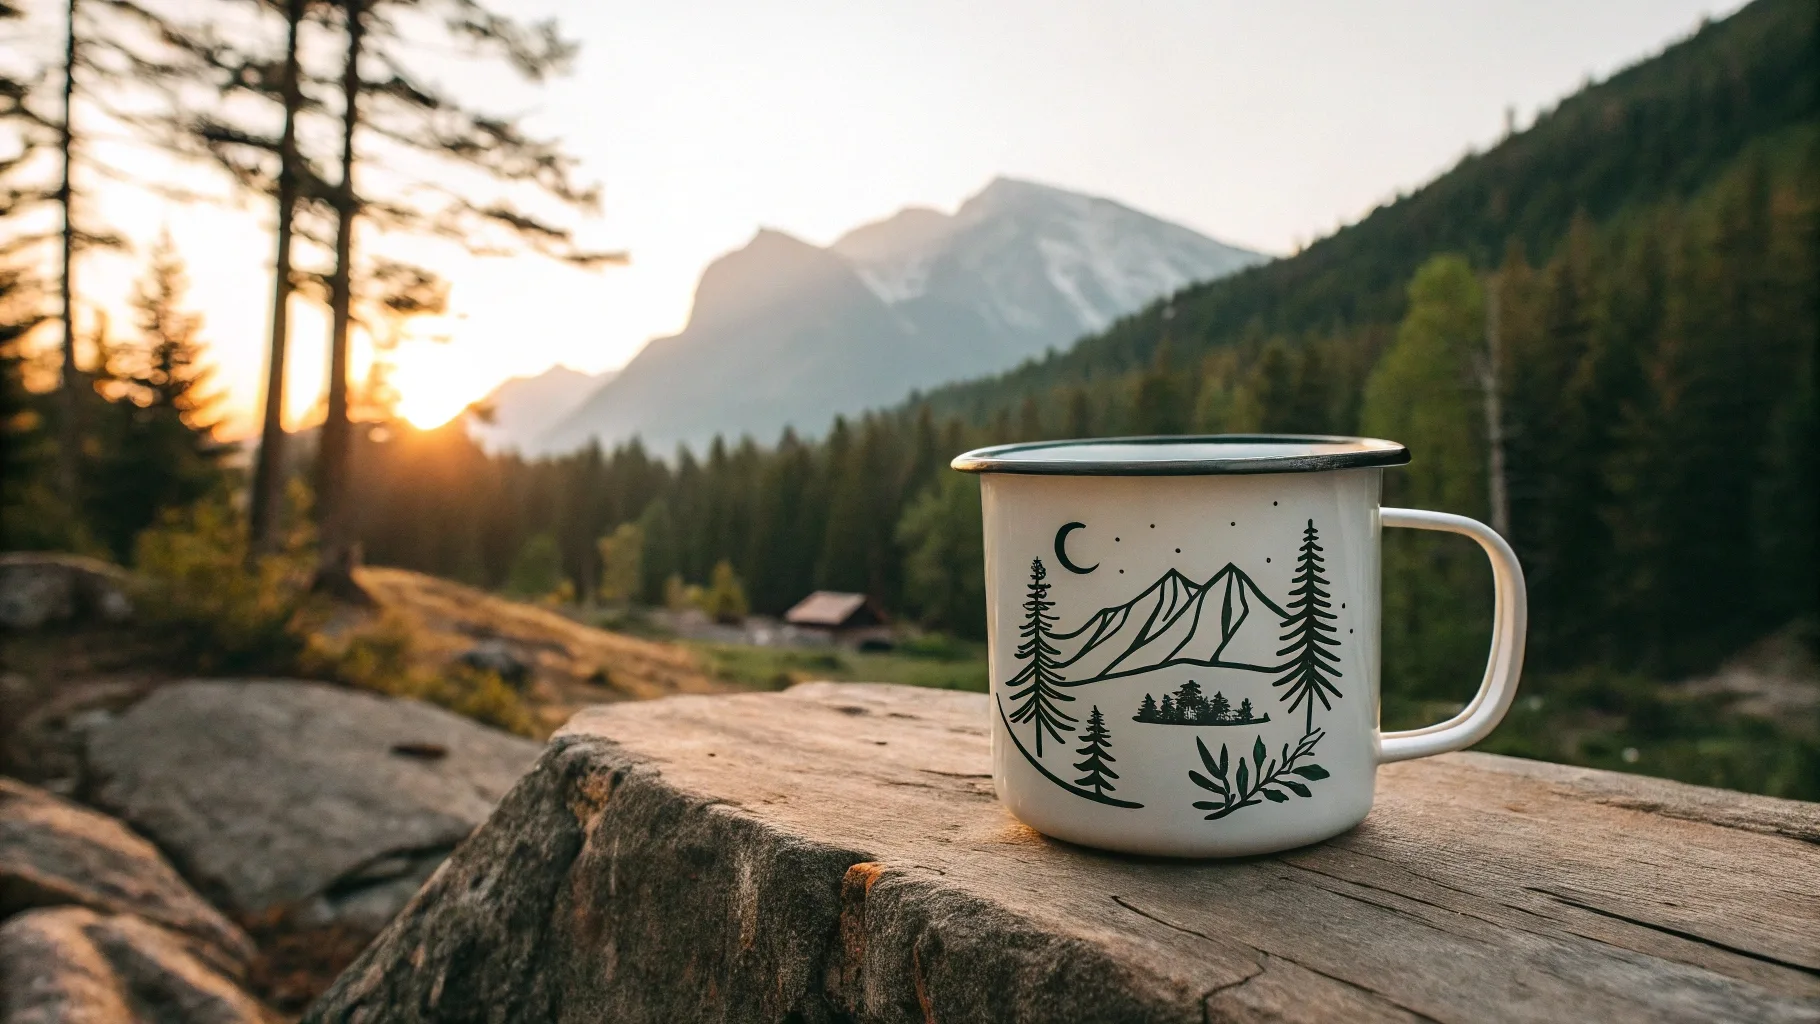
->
[746,226,820,252]
[980,174,1062,196]
[533,179,1265,455]
[831,206,953,264]
[961,176,1096,219]
[470,364,615,453]
[686,228,862,331]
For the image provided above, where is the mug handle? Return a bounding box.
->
[1376,508,1528,763]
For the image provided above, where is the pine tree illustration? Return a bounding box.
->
[1209,691,1232,722]
[1072,706,1118,796]
[1005,557,1076,755]
[1271,519,1344,733]
[1135,693,1159,722]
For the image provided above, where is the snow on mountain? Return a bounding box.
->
[837,177,1265,338]
[830,206,951,303]
[532,178,1267,455]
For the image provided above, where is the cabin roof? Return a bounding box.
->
[784,591,886,628]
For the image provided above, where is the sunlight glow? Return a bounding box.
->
[388,319,496,429]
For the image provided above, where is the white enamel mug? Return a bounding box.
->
[952,435,1527,857]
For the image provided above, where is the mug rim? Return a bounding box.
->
[951,433,1410,476]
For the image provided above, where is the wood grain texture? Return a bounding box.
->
[306,683,1820,1024]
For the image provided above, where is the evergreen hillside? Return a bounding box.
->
[924,0,1815,418]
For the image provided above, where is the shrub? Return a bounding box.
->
[505,533,565,601]
[305,613,537,737]
[132,489,317,674]
[135,491,536,736]
[703,560,749,623]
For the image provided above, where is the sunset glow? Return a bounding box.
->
[19,0,1737,440]
[392,368,480,430]
[387,319,513,430]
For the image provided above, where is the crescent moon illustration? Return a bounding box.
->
[1054,522,1097,574]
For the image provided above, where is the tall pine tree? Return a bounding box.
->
[1005,557,1075,756]
[1272,520,1344,733]
[1072,706,1118,797]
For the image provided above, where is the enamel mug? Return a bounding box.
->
[951,435,1527,857]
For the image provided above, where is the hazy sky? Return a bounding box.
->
[43,0,1746,432]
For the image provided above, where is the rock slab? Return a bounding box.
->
[0,908,272,1024]
[0,553,134,630]
[82,680,541,930]
[0,777,253,973]
[305,682,1820,1024]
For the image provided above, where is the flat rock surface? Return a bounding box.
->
[308,683,1820,1024]
[0,907,273,1024]
[0,777,253,973]
[82,680,541,929]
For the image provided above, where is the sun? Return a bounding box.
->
[395,386,473,430]
[385,332,495,430]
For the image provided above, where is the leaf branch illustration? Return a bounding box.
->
[1188,729,1330,820]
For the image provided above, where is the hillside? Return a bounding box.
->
[533,178,1263,455]
[349,567,730,732]
[921,0,1817,417]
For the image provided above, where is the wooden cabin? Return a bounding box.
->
[783,591,893,648]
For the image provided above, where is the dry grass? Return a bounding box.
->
[348,567,736,733]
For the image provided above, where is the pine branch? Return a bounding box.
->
[1188,727,1331,820]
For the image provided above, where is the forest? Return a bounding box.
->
[337,1,1813,673]
[335,0,1818,795]
[2,0,1814,798]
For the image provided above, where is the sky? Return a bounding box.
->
[20,0,1748,434]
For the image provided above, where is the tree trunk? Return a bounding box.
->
[313,0,369,603]
[1482,273,1511,538]
[55,0,79,515]
[247,0,306,557]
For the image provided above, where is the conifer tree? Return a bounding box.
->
[1209,691,1231,723]
[1072,706,1118,797]
[507,532,564,599]
[1005,557,1075,756]
[595,521,643,606]
[125,231,219,428]
[705,559,749,623]
[897,473,985,637]
[1238,697,1254,722]
[1135,693,1159,722]
[86,237,225,560]
[1273,520,1344,733]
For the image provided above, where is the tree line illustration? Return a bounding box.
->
[1190,518,1341,820]
[995,557,1140,807]
[1072,706,1119,799]
[1134,683,1268,726]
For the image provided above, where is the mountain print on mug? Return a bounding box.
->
[996,518,1343,821]
[960,436,1525,859]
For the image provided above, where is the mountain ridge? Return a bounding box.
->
[1054,562,1289,684]
[469,365,614,454]
[532,177,1265,455]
